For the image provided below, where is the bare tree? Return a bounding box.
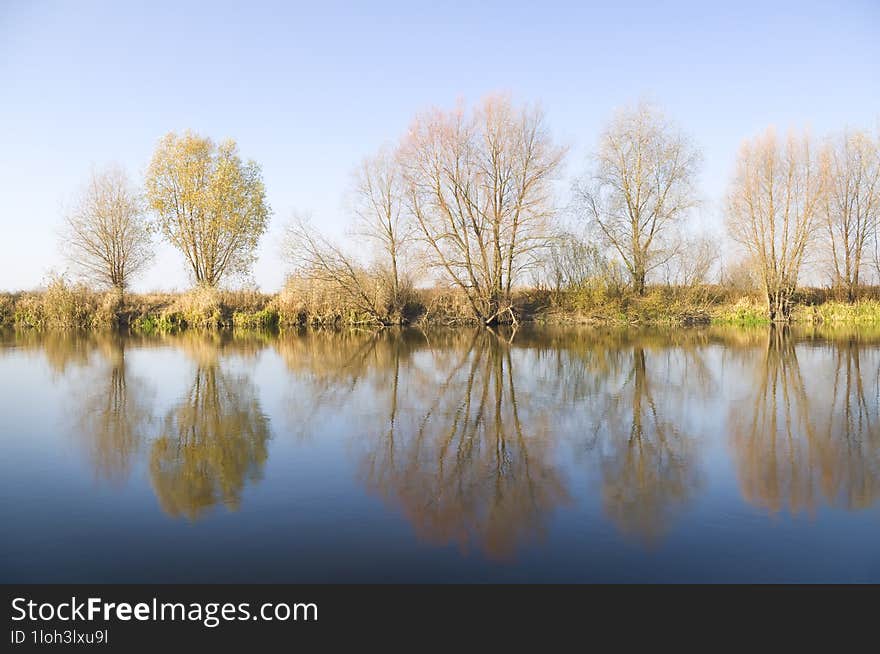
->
[283,215,396,325]
[544,232,605,293]
[282,151,414,326]
[399,95,565,324]
[876,230,880,284]
[822,129,880,300]
[531,231,621,299]
[62,165,152,293]
[660,234,719,287]
[351,148,413,314]
[726,129,826,321]
[577,102,701,295]
[720,255,762,293]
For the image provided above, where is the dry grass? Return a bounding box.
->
[540,284,757,326]
[277,274,422,326]
[4,278,880,331]
[9,276,106,329]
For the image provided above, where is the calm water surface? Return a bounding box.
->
[1,326,878,582]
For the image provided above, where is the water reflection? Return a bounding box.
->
[586,345,701,543]
[277,329,570,558]
[12,324,880,557]
[361,330,568,559]
[72,335,154,483]
[277,328,708,553]
[149,338,271,520]
[17,330,113,376]
[730,327,880,514]
[514,329,711,542]
[55,333,272,519]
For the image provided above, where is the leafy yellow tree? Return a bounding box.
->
[145,131,270,287]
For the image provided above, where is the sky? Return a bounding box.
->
[1,0,878,292]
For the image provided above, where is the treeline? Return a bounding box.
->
[7,96,880,329]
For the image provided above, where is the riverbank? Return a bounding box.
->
[534,288,880,327]
[3,279,880,331]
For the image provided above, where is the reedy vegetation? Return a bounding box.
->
[5,98,880,330]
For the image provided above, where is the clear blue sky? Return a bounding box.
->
[1,0,878,292]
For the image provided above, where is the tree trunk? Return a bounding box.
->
[633,269,646,296]
[767,288,793,322]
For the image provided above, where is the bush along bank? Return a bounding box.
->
[4,280,880,332]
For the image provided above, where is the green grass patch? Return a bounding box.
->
[233,308,279,330]
[797,300,880,325]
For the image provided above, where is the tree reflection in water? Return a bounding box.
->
[279,328,569,559]
[360,330,569,560]
[594,347,697,542]
[556,331,710,545]
[149,336,271,520]
[70,334,154,483]
[46,324,880,549]
[279,328,712,554]
[62,333,273,519]
[730,327,880,514]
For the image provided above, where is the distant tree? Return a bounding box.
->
[721,256,762,293]
[145,131,270,287]
[577,102,701,295]
[283,214,399,325]
[534,231,617,298]
[726,129,826,321]
[660,235,719,287]
[281,150,414,326]
[350,148,414,318]
[62,165,152,293]
[399,95,565,324]
[821,129,880,300]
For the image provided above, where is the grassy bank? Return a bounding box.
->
[3,278,880,331]
[0,280,277,332]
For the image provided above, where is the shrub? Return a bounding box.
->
[131,313,183,334]
[14,276,100,329]
[168,285,225,329]
[277,275,381,326]
[797,300,880,325]
[233,307,279,330]
[95,290,125,327]
[0,294,14,326]
[418,287,479,325]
